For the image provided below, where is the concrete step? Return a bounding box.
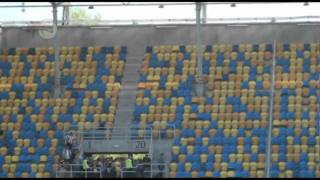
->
[125,62,141,66]
[123,71,140,76]
[120,86,137,90]
[112,52,144,138]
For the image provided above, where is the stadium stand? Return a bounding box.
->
[0,46,127,178]
[168,43,273,178]
[270,43,320,178]
[131,45,196,139]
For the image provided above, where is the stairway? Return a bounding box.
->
[112,53,143,139]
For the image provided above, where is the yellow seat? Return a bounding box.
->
[200,153,208,163]
[191,171,198,178]
[36,173,43,178]
[169,163,177,172]
[40,155,48,162]
[172,146,180,155]
[184,162,192,172]
[9,164,16,173]
[178,154,186,163]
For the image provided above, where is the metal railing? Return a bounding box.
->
[120,163,168,178]
[63,125,176,141]
[3,16,320,26]
[56,163,102,178]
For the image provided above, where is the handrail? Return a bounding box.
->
[63,125,176,141]
[120,163,168,178]
[3,16,320,26]
[56,163,102,178]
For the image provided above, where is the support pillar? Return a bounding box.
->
[62,2,70,25]
[265,40,277,178]
[52,3,61,98]
[195,2,204,96]
[201,2,206,24]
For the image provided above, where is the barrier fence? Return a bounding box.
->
[56,164,102,178]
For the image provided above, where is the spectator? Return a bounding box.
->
[64,132,73,149]
[109,162,117,178]
[158,153,165,178]
[93,163,99,178]
[142,154,151,169]
[101,158,108,178]
[115,158,122,178]
[71,132,77,147]
[82,156,90,172]
[136,163,145,178]
[125,154,135,177]
[142,154,151,177]
[125,154,133,169]
[63,145,72,164]
[106,158,113,177]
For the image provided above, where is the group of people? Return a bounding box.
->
[59,132,166,178]
[78,153,165,178]
[63,131,78,164]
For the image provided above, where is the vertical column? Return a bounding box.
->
[62,3,70,25]
[195,2,204,96]
[52,3,61,98]
[265,40,277,177]
[201,2,207,24]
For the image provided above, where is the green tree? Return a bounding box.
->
[70,8,101,25]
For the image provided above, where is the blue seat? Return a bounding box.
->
[271,170,279,178]
[206,162,213,171]
[191,162,200,171]
[213,171,220,177]
[177,163,185,172]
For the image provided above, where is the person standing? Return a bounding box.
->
[63,144,72,164]
[158,153,165,178]
[136,163,145,178]
[64,132,73,149]
[115,159,122,178]
[109,162,117,178]
[125,154,133,169]
[123,155,132,177]
[142,154,151,171]
[82,156,90,172]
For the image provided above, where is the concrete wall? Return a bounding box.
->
[1,23,320,56]
[83,139,150,153]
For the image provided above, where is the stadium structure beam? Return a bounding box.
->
[265,40,277,178]
[202,2,207,24]
[62,2,70,25]
[52,2,61,98]
[195,2,204,96]
[0,2,308,8]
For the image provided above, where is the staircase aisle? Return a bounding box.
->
[112,52,143,139]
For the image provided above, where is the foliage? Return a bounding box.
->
[70,8,101,25]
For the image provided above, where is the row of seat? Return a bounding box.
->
[0,46,127,178]
[165,43,308,178]
[270,45,320,177]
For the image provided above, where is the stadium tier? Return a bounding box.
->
[132,45,196,139]
[0,46,127,178]
[270,43,320,178]
[166,44,273,178]
[0,43,319,178]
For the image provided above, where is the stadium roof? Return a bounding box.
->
[1,2,320,26]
